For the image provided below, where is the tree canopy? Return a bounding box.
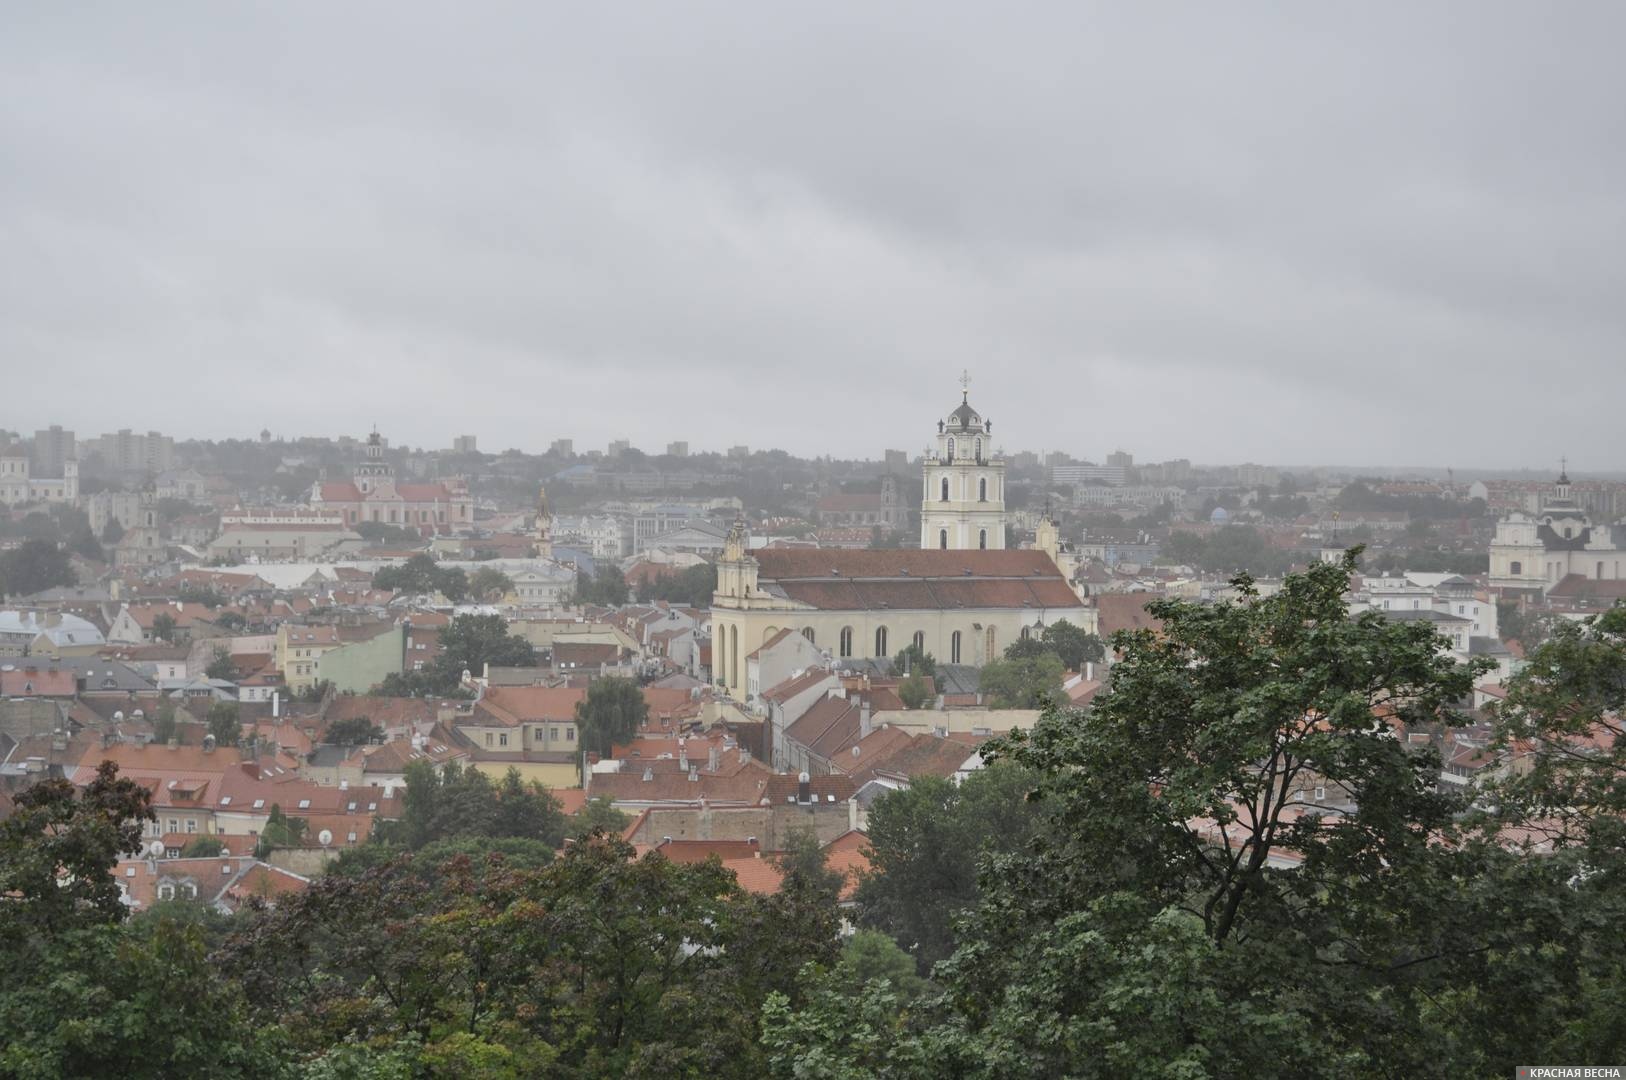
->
[574,677,648,758]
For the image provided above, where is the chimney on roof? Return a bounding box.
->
[859,698,872,740]
[707,745,719,773]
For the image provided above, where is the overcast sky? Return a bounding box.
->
[3,3,1623,470]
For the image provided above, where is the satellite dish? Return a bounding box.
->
[113,710,125,722]
[147,839,166,858]
[318,829,333,848]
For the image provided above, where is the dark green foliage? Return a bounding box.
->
[255,803,308,857]
[467,565,513,601]
[380,760,566,851]
[855,764,1049,972]
[150,611,177,642]
[372,553,469,601]
[1039,618,1103,670]
[207,701,242,746]
[977,650,1063,708]
[574,563,631,606]
[574,676,648,757]
[634,561,716,607]
[205,646,237,681]
[428,614,536,690]
[323,716,381,746]
[569,795,630,840]
[0,539,76,599]
[150,705,178,745]
[891,642,936,677]
[898,672,934,709]
[179,834,226,858]
[179,584,226,607]
[0,762,153,945]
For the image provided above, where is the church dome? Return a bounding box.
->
[1210,506,1231,524]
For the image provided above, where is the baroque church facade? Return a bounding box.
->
[709,384,1089,699]
[309,431,473,535]
[1489,466,1626,592]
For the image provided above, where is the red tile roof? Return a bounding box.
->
[751,549,1082,612]
[0,665,76,697]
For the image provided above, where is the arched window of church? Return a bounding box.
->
[951,631,962,664]
[839,626,853,658]
[985,626,996,660]
[979,478,987,502]
[939,529,948,549]
[1020,625,1031,641]
[941,478,950,502]
[874,626,888,658]
[1510,561,1521,576]
[979,529,987,550]
[802,627,815,644]
[912,630,925,653]
[975,438,982,460]
[947,437,955,459]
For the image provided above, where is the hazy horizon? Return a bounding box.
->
[5,4,1624,468]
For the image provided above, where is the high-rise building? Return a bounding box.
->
[452,435,478,453]
[666,441,690,457]
[549,439,574,457]
[1106,449,1133,469]
[31,425,75,477]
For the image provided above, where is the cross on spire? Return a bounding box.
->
[959,368,971,400]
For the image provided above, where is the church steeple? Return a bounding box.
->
[922,372,1006,550]
[534,485,553,559]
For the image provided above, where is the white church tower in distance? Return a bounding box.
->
[921,372,1007,550]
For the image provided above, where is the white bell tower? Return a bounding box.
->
[921,371,1006,550]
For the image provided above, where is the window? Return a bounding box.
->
[802,626,815,644]
[297,799,310,810]
[185,820,196,833]
[1510,560,1522,576]
[975,438,982,460]
[839,626,854,658]
[978,477,987,501]
[184,883,197,899]
[158,883,175,901]
[499,733,509,747]
[947,437,955,459]
[874,626,888,657]
[168,819,177,833]
[485,732,493,746]
[979,529,987,550]
[940,477,949,502]
[567,727,575,742]
[939,529,948,549]
[912,630,925,653]
[1020,625,1031,640]
[951,631,962,664]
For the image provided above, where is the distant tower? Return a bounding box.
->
[534,485,554,560]
[920,371,1006,551]
[880,474,899,528]
[355,430,395,496]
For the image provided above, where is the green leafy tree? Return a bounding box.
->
[324,716,382,746]
[0,762,153,944]
[180,835,227,858]
[0,539,77,598]
[898,672,934,710]
[836,929,929,1003]
[468,566,514,602]
[255,804,308,857]
[573,676,648,757]
[207,701,242,746]
[100,518,125,545]
[151,705,178,745]
[434,566,469,602]
[151,611,177,643]
[574,564,630,607]
[426,614,536,690]
[1040,619,1104,670]
[214,610,247,632]
[892,642,936,677]
[855,763,1048,972]
[383,760,566,850]
[977,650,1064,708]
[569,795,630,840]
[68,526,104,562]
[1163,530,1206,565]
[205,647,237,681]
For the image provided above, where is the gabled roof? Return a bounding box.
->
[750,550,1083,614]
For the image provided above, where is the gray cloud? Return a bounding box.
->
[3,1,1623,470]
